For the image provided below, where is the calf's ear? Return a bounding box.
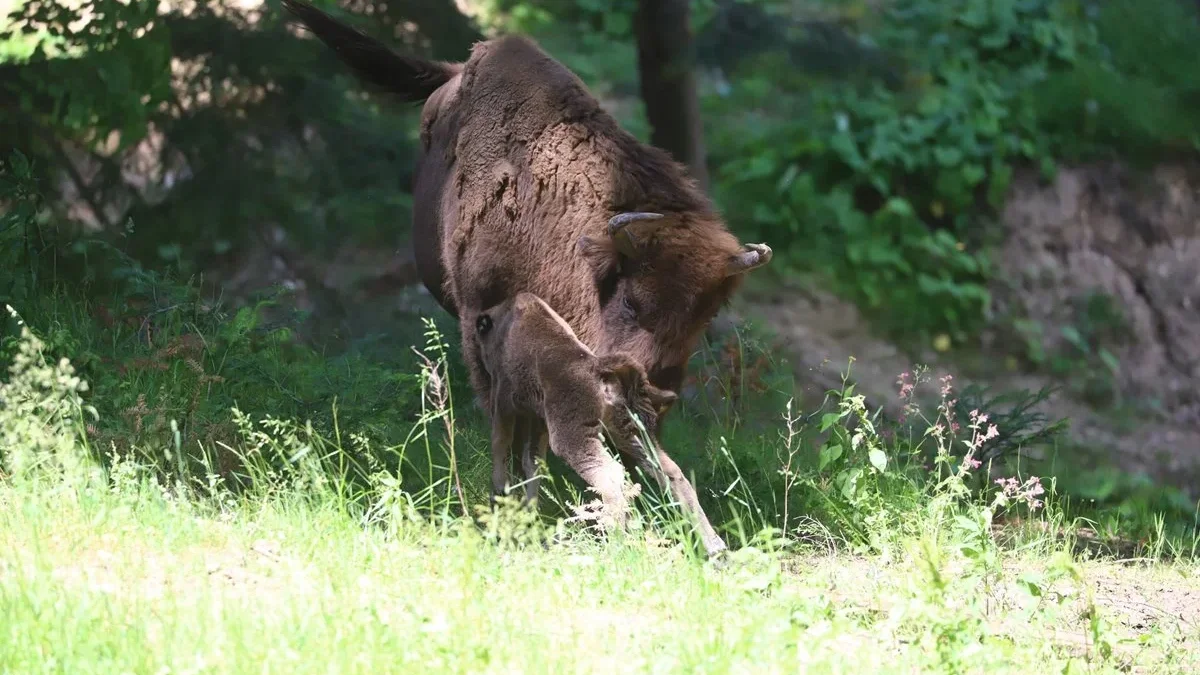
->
[643,384,679,416]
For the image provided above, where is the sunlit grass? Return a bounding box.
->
[2,311,1198,674]
[1,472,1197,674]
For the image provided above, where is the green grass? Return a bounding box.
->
[2,467,1197,673]
[2,311,1200,674]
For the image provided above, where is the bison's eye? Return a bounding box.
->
[476,314,493,336]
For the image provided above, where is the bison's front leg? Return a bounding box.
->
[489,414,516,505]
[547,419,630,533]
[459,319,493,413]
[627,446,727,558]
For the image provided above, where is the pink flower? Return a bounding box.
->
[995,476,1045,511]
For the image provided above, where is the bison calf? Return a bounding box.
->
[476,292,727,557]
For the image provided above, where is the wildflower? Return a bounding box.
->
[939,374,953,397]
[962,455,981,470]
[994,476,1045,511]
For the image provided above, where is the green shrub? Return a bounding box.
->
[1033,0,1200,161]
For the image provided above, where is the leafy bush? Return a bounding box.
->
[1,152,468,492]
[712,0,1101,342]
[710,0,1200,343]
[1033,0,1200,162]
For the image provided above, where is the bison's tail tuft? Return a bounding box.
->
[281,0,459,104]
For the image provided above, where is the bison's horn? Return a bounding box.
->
[608,212,665,258]
[727,243,773,275]
[607,212,664,234]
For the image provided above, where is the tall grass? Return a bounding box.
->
[3,293,1200,672]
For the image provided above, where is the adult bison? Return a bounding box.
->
[280,0,773,524]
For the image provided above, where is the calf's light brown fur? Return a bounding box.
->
[477,292,727,557]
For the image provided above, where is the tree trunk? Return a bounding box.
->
[634,0,709,192]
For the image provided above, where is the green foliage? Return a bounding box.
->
[2,0,1197,592]
[1033,0,1200,161]
[4,462,1193,672]
[0,150,44,308]
[0,0,478,274]
[0,306,98,483]
[1,150,465,494]
[710,0,1199,342]
[808,382,918,554]
[1012,291,1129,406]
[2,0,172,143]
[713,0,1100,341]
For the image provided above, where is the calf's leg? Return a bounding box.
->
[547,419,630,532]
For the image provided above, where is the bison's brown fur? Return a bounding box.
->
[282,0,772,405]
[281,0,771,534]
[477,292,727,556]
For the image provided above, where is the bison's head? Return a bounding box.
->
[578,212,772,397]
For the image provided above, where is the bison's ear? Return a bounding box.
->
[578,235,619,280]
[643,384,679,415]
[726,243,773,276]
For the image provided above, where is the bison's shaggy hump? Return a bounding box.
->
[452,34,714,216]
[443,34,743,347]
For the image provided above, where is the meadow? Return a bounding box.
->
[2,304,1197,674]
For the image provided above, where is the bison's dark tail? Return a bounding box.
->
[281,0,460,104]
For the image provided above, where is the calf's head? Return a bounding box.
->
[578,212,772,393]
[594,352,678,451]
